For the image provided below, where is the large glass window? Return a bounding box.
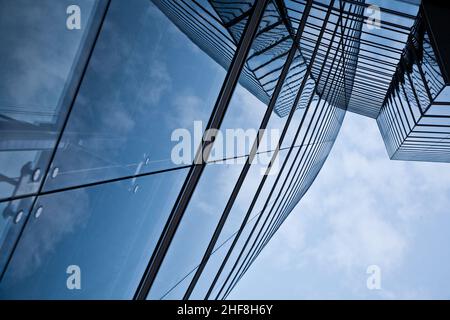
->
[0,0,101,200]
[0,167,188,299]
[42,0,226,192]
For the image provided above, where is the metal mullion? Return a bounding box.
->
[133,0,270,300]
[250,49,291,73]
[227,93,342,298]
[337,1,361,105]
[349,89,386,100]
[183,0,322,300]
[301,44,399,68]
[390,93,409,139]
[180,0,236,44]
[218,18,348,298]
[191,0,230,26]
[405,67,426,116]
[233,37,348,305]
[234,45,348,285]
[291,3,413,35]
[158,1,236,61]
[385,98,405,147]
[265,103,339,248]
[216,3,346,301]
[304,20,404,55]
[245,93,344,282]
[163,0,236,48]
[353,71,393,84]
[261,61,346,249]
[207,2,345,300]
[393,93,413,132]
[378,111,396,155]
[248,34,290,59]
[399,81,419,125]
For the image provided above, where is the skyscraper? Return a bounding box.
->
[0,0,448,299]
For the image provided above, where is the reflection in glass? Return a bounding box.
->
[0,168,188,299]
[43,0,226,192]
[0,0,99,200]
[0,197,34,275]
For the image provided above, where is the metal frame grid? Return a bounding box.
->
[377,4,450,162]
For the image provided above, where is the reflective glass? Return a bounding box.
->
[190,148,290,299]
[43,0,226,192]
[0,167,188,299]
[0,0,100,200]
[147,1,307,298]
[0,197,34,274]
[147,160,246,300]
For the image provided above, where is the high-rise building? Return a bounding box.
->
[0,0,448,299]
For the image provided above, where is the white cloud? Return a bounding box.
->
[231,111,450,299]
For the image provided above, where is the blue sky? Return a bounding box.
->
[230,111,450,299]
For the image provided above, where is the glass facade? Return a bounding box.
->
[377,4,450,162]
[0,0,448,300]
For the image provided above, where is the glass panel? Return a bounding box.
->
[147,0,309,298]
[0,0,100,200]
[436,86,450,103]
[0,197,34,274]
[147,160,246,300]
[402,79,421,120]
[189,239,233,300]
[0,167,188,299]
[190,148,290,299]
[43,0,226,192]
